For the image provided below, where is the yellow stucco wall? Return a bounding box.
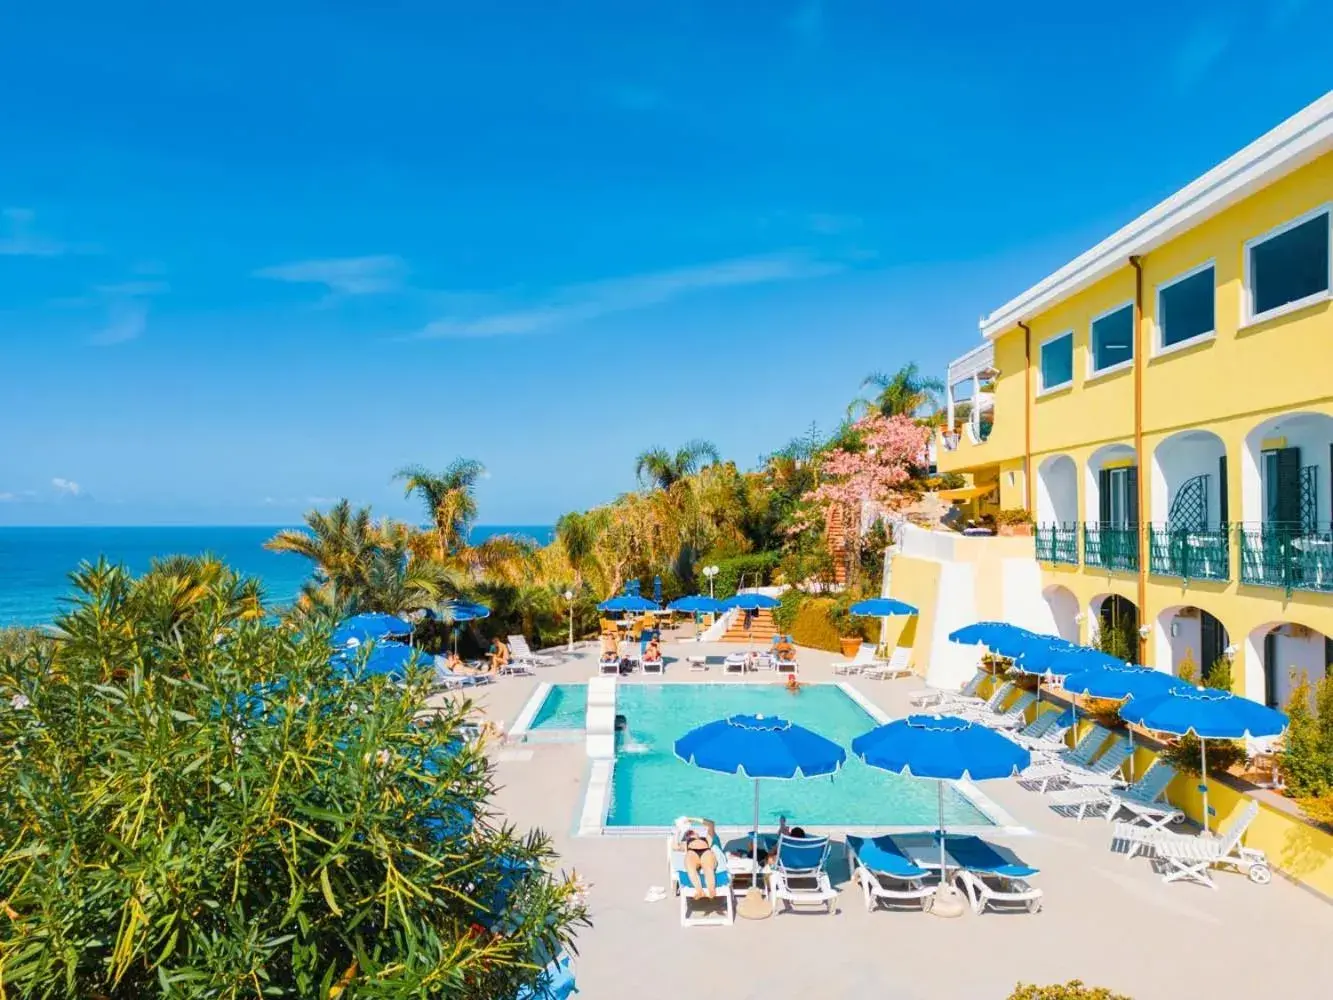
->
[880,553,940,676]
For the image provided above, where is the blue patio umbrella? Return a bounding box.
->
[597,594,660,613]
[668,594,726,639]
[1119,686,1287,832]
[439,599,490,651]
[1061,663,1186,780]
[334,640,429,682]
[849,598,918,617]
[331,612,413,648]
[675,714,845,888]
[948,621,1039,658]
[721,593,781,611]
[852,715,1030,878]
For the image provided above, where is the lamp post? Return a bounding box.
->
[564,590,575,652]
[703,564,719,599]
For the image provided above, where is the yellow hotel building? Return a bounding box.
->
[934,91,1333,709]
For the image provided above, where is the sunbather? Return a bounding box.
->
[774,636,796,662]
[644,637,661,662]
[600,632,619,658]
[677,817,719,897]
[487,638,509,671]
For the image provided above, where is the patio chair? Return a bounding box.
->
[598,654,620,676]
[948,836,1043,914]
[831,642,878,675]
[724,653,748,674]
[1105,764,1185,829]
[769,834,839,915]
[1051,761,1182,824]
[1021,725,1112,793]
[909,668,987,709]
[864,647,914,681]
[666,820,735,927]
[954,680,1016,722]
[1112,799,1271,887]
[846,834,935,912]
[508,635,556,668]
[641,652,665,674]
[1009,709,1075,753]
[962,689,1035,730]
[433,665,491,690]
[1058,734,1133,788]
[497,659,533,677]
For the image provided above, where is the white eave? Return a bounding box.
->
[979,91,1333,341]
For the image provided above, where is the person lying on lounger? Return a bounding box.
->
[773,636,796,662]
[677,817,719,897]
[644,637,662,662]
[600,632,619,657]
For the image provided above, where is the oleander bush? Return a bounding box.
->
[0,558,587,999]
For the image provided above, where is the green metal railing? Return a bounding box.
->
[1084,524,1139,573]
[1148,526,1231,582]
[1035,524,1079,565]
[1238,522,1333,594]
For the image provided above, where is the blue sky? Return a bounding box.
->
[2,0,1329,526]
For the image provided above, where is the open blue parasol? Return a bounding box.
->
[332,612,413,648]
[597,594,660,613]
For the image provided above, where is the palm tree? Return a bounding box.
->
[555,511,597,590]
[394,459,486,559]
[634,440,719,491]
[850,363,945,421]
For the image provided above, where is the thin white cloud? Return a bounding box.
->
[51,478,81,496]
[417,251,841,340]
[254,255,406,297]
[89,303,148,347]
[0,208,66,257]
[0,493,14,502]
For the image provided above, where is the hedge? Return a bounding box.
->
[706,552,779,600]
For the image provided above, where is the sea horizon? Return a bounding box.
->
[0,523,554,628]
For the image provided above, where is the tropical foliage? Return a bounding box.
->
[0,558,587,998]
[850,362,945,421]
[1280,671,1333,825]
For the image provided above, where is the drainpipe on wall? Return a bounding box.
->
[1019,321,1033,513]
[1130,255,1148,664]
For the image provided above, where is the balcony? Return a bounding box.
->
[1239,522,1333,594]
[1035,524,1079,565]
[1084,524,1139,573]
[940,342,996,460]
[1148,526,1231,582]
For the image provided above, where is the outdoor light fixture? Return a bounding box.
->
[1138,625,1153,639]
[564,590,575,652]
[702,564,720,599]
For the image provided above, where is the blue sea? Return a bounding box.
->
[0,525,553,628]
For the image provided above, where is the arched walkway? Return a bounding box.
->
[1153,605,1232,683]
[1244,620,1331,709]
[1036,455,1079,526]
[1151,429,1228,527]
[1090,593,1139,660]
[1241,411,1333,526]
[1042,585,1080,643]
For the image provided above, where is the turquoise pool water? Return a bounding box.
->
[606,684,993,829]
[530,684,588,730]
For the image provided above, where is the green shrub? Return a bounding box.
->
[705,552,779,599]
[1009,982,1132,1000]
[773,588,807,633]
[1281,671,1333,800]
[0,558,588,998]
[791,598,842,651]
[994,508,1035,526]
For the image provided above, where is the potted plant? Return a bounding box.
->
[994,508,1035,537]
[830,599,867,658]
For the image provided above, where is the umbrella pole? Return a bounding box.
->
[737,778,770,919]
[929,781,964,918]
[1200,738,1209,835]
[938,781,947,876]
[752,779,761,871]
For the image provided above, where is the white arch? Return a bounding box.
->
[1085,442,1136,522]
[1241,411,1333,524]
[1244,619,1330,709]
[1036,455,1079,525]
[1042,584,1080,642]
[1151,429,1227,526]
[1088,593,1138,652]
[1152,604,1230,680]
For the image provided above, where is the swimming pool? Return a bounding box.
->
[604,684,994,829]
[529,684,587,731]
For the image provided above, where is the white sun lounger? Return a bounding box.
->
[598,655,620,676]
[1051,762,1182,823]
[667,820,735,926]
[1021,725,1112,793]
[641,655,665,674]
[769,834,839,915]
[1009,709,1074,753]
[1112,800,1271,887]
[846,834,936,912]
[832,643,879,675]
[864,647,913,681]
[909,669,987,709]
[954,680,1016,721]
[961,688,1035,730]
[948,836,1043,915]
[508,635,557,668]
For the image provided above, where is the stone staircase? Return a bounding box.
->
[721,608,778,643]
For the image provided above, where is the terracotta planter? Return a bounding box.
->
[838,636,862,658]
[997,523,1033,537]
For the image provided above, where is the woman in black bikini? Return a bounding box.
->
[677,817,718,897]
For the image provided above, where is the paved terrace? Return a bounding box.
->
[429,636,1333,1000]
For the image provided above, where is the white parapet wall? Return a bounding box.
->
[922,560,981,693]
[1000,558,1059,635]
[585,676,617,759]
[578,759,614,836]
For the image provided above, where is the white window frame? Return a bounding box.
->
[1242,203,1333,327]
[1086,300,1135,378]
[1154,259,1217,357]
[1038,330,1075,395]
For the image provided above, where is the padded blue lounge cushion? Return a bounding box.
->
[946,835,1039,879]
[846,835,929,879]
[674,866,730,889]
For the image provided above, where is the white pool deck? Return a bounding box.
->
[428,637,1333,1000]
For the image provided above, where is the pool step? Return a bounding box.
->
[586,676,617,759]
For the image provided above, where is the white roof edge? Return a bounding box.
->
[979,91,1333,341]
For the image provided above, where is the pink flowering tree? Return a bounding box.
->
[789,414,929,584]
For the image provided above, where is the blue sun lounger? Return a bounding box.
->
[846,834,936,912]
